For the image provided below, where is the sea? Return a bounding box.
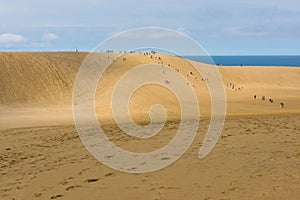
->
[184,55,300,67]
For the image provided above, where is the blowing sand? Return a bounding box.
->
[0,52,299,199]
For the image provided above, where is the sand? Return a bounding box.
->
[0,52,299,199]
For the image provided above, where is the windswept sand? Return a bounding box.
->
[0,52,299,199]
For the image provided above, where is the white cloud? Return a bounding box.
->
[43,33,59,40]
[224,27,268,37]
[117,28,185,39]
[0,33,26,43]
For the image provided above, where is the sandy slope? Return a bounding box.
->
[0,52,299,129]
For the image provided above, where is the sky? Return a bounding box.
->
[0,0,300,55]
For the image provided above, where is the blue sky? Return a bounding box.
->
[0,0,300,55]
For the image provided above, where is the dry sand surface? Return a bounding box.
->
[0,52,299,199]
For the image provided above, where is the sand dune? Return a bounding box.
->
[0,52,86,105]
[0,52,299,129]
[0,52,300,199]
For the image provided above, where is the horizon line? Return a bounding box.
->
[1,50,300,56]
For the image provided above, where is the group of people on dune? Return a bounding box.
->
[226,82,243,91]
[254,95,285,108]
[116,51,287,109]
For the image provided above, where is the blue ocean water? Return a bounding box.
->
[184,56,300,67]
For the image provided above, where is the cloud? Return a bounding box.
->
[0,6,29,14]
[0,0,299,54]
[117,28,185,39]
[223,27,268,37]
[26,42,52,48]
[0,33,26,43]
[43,33,59,40]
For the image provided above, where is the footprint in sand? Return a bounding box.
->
[105,172,114,177]
[34,192,42,197]
[85,178,99,183]
[65,185,82,191]
[50,194,63,199]
[78,168,89,175]
[60,177,74,185]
